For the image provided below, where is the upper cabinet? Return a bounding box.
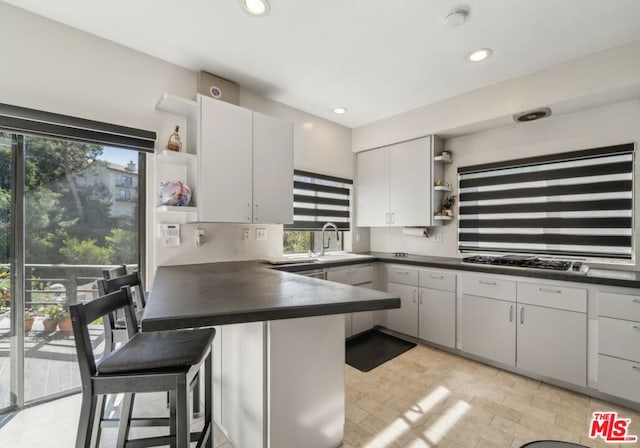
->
[356,136,442,227]
[156,94,293,224]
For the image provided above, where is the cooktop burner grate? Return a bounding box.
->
[462,255,580,272]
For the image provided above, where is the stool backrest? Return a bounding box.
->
[70,287,138,382]
[98,271,146,309]
[102,264,128,280]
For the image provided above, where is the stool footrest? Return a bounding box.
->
[124,431,202,448]
[101,417,170,428]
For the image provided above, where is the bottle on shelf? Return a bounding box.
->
[167,125,183,152]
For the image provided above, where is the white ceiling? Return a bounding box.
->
[4,0,640,128]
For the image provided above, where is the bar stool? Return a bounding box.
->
[70,286,214,448]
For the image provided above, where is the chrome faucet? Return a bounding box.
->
[320,222,340,256]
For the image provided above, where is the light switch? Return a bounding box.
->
[256,228,267,240]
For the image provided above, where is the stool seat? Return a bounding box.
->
[98,328,215,374]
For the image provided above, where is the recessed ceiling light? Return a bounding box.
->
[466,48,493,62]
[332,107,347,114]
[241,0,270,16]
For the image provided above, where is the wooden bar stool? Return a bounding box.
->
[70,286,214,448]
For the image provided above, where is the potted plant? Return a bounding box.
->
[25,308,37,333]
[41,304,64,331]
[57,308,72,333]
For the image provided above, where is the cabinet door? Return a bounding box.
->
[199,97,253,222]
[517,304,586,386]
[385,282,418,337]
[418,288,455,348]
[460,294,516,366]
[253,111,294,224]
[389,137,431,226]
[356,147,390,227]
[352,282,375,335]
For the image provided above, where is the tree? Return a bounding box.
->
[60,237,112,265]
[106,228,137,264]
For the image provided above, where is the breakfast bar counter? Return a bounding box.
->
[142,261,400,448]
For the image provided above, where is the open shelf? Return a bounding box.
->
[433,215,453,221]
[434,185,453,192]
[434,154,453,164]
[155,93,197,116]
[157,205,198,213]
[157,150,197,165]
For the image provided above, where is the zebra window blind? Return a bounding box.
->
[285,170,353,231]
[458,143,635,260]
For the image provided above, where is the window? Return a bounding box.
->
[0,102,154,412]
[120,175,133,187]
[458,143,634,261]
[283,170,353,254]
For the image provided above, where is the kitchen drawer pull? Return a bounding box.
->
[430,274,445,279]
[509,305,514,322]
[633,299,640,304]
[539,287,562,294]
[396,271,410,275]
[346,270,355,275]
[633,366,640,371]
[479,280,497,286]
[633,325,640,330]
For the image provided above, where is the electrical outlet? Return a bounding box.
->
[355,232,361,243]
[256,228,267,241]
[433,232,443,242]
[243,228,251,241]
[195,228,206,248]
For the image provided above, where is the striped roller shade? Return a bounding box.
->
[458,143,635,260]
[285,170,353,231]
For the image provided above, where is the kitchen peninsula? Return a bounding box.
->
[142,261,400,448]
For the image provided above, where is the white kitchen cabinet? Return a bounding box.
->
[356,136,436,227]
[460,294,516,366]
[517,304,586,386]
[418,269,456,348]
[597,288,640,402]
[386,282,419,337]
[156,93,293,223]
[326,264,375,338]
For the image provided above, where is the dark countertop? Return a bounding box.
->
[142,260,400,332]
[277,252,640,289]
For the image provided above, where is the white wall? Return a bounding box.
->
[0,3,354,279]
[370,99,640,269]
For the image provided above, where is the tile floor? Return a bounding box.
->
[1,342,638,447]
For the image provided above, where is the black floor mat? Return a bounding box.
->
[346,330,416,372]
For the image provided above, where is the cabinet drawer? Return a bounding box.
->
[517,282,587,313]
[598,316,640,362]
[326,264,373,286]
[461,275,515,301]
[598,354,640,403]
[419,270,456,292]
[598,291,640,321]
[387,265,419,286]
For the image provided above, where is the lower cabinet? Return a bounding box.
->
[418,288,455,348]
[386,281,419,337]
[326,264,375,338]
[459,275,587,387]
[460,294,516,366]
[516,303,586,386]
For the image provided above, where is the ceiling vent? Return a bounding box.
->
[513,107,552,123]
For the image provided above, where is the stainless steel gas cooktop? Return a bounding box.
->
[462,255,589,274]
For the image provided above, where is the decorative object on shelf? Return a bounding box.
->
[441,195,457,217]
[441,150,451,158]
[166,125,183,152]
[159,180,192,206]
[435,179,443,186]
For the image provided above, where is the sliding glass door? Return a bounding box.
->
[0,131,143,412]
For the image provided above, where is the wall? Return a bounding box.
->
[0,3,354,279]
[369,99,640,269]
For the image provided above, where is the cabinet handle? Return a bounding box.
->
[396,271,410,275]
[632,325,640,330]
[347,270,355,275]
[633,366,640,372]
[391,212,395,224]
[254,203,259,222]
[384,213,389,224]
[479,280,497,286]
[539,287,562,294]
[633,299,640,304]
[247,203,251,221]
[509,305,513,322]
[520,307,525,325]
[419,290,424,304]
[430,274,445,279]
[412,289,417,303]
